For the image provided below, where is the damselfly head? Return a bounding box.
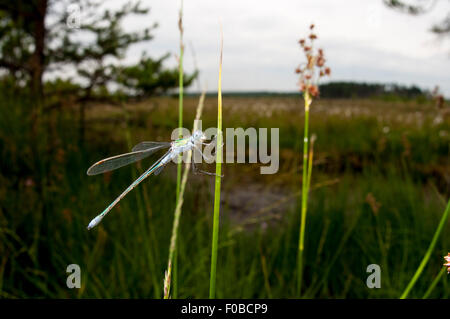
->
[192,130,206,141]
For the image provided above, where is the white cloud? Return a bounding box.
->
[108,0,450,96]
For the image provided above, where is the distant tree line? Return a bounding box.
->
[318,82,426,99]
[189,82,430,99]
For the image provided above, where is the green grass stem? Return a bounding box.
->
[422,266,447,299]
[174,0,184,299]
[297,92,312,296]
[164,92,206,299]
[400,199,450,299]
[209,30,223,299]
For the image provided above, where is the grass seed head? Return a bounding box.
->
[296,24,330,98]
[164,261,172,298]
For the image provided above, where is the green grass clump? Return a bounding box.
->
[0,90,448,298]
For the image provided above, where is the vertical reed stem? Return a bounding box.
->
[173,0,184,299]
[209,28,223,299]
[422,266,446,299]
[297,91,312,296]
[400,199,450,299]
[164,93,206,299]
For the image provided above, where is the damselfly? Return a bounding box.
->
[86,130,219,230]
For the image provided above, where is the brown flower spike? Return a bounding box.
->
[295,24,330,100]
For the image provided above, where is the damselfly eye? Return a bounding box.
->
[193,130,203,139]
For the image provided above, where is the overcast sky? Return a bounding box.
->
[113,0,450,96]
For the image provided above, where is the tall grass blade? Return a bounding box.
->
[297,91,312,296]
[422,267,446,299]
[174,0,184,299]
[400,199,450,299]
[209,27,223,299]
[163,92,206,299]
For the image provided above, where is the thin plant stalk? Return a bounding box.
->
[422,266,447,299]
[163,92,206,299]
[400,199,450,299]
[295,25,330,296]
[209,29,223,299]
[174,0,184,299]
[297,91,312,296]
[306,134,315,193]
[177,1,184,144]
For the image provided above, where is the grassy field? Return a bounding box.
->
[0,93,449,298]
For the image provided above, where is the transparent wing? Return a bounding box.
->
[132,141,171,152]
[87,144,169,176]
